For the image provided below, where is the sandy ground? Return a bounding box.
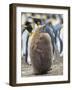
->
[21,48,63,77]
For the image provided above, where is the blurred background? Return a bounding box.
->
[21,13,63,56]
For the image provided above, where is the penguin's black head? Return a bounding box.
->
[25,21,33,33]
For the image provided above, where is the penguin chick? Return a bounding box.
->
[30,30,53,75]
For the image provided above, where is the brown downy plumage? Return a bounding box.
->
[30,26,53,75]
